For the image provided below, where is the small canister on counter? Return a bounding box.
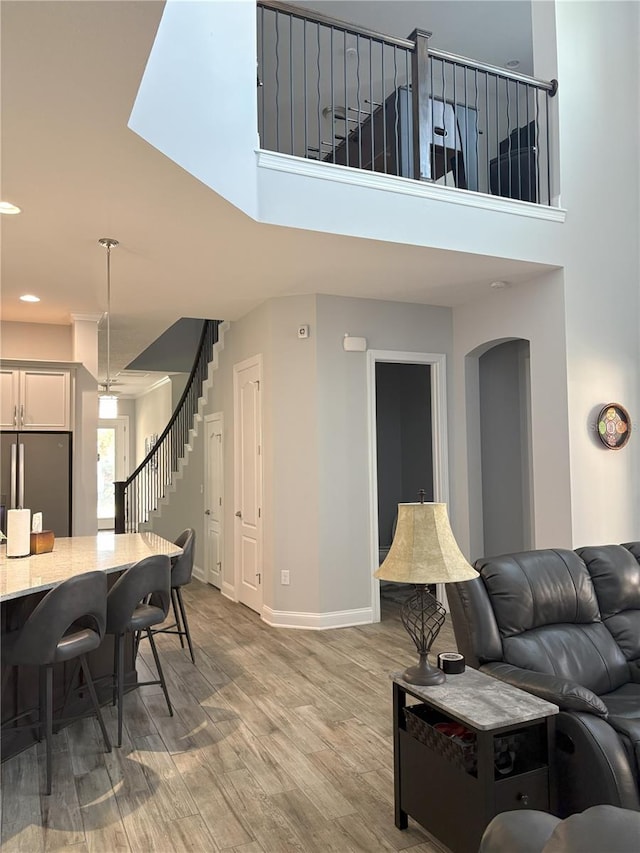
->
[437,652,465,674]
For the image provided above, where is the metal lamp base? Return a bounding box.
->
[401,585,447,686]
[403,653,445,686]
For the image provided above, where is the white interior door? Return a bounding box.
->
[205,413,223,589]
[233,356,263,613]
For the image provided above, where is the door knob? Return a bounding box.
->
[204,509,211,515]
[235,510,242,518]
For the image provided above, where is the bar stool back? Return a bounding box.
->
[1,571,112,794]
[106,554,173,746]
[153,528,197,664]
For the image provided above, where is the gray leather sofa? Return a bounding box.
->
[448,543,640,817]
[479,805,640,853]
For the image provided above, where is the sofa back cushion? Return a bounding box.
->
[477,549,630,694]
[578,544,640,665]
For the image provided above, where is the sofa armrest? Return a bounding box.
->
[479,810,559,853]
[481,661,608,717]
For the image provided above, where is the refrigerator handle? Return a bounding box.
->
[10,444,17,509]
[18,443,25,508]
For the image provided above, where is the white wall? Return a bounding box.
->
[71,315,100,379]
[129,0,258,217]
[452,2,640,553]
[115,398,137,478]
[554,0,639,544]
[134,379,172,466]
[1,321,72,361]
[256,157,566,266]
[73,366,99,535]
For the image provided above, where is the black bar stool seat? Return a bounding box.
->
[1,571,112,795]
[3,624,101,663]
[128,602,166,632]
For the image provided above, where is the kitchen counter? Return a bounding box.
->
[1,532,182,760]
[0,532,182,601]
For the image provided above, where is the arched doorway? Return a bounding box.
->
[467,338,533,559]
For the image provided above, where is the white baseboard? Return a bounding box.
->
[221,581,237,602]
[262,605,373,630]
[191,564,206,583]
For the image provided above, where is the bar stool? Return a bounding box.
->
[1,571,112,795]
[152,529,196,664]
[106,554,173,747]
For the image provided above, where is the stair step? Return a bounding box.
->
[145,322,229,526]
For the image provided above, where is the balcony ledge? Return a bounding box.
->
[256,150,566,224]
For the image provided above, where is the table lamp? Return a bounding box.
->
[375,495,478,686]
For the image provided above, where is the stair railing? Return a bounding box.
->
[114,319,221,533]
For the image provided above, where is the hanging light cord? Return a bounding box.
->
[98,238,119,395]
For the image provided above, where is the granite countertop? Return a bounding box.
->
[392,668,558,730]
[0,533,182,601]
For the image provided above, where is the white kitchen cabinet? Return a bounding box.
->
[0,368,71,430]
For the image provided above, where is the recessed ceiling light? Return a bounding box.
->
[20,294,41,302]
[490,280,510,290]
[0,201,21,215]
[505,59,521,69]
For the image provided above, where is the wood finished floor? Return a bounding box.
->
[1,582,456,853]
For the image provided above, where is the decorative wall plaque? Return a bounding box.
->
[596,403,631,450]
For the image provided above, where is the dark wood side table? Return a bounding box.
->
[392,669,558,853]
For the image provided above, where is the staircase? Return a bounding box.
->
[114,319,227,533]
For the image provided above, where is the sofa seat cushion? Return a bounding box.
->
[602,682,640,775]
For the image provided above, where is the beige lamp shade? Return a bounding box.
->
[374,502,478,584]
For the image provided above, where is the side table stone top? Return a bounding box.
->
[392,668,558,731]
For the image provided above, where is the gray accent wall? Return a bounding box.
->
[315,294,452,613]
[152,293,452,619]
[479,339,531,558]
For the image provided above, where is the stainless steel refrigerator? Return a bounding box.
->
[0,431,72,537]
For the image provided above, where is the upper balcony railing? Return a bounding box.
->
[257,1,558,205]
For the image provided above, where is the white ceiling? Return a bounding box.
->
[298,1,534,74]
[2,0,545,387]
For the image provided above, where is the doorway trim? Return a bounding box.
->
[366,350,449,622]
[204,412,224,588]
[97,415,129,530]
[232,353,264,613]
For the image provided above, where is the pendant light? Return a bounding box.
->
[98,237,119,419]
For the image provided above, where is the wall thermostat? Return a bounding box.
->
[298,325,310,339]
